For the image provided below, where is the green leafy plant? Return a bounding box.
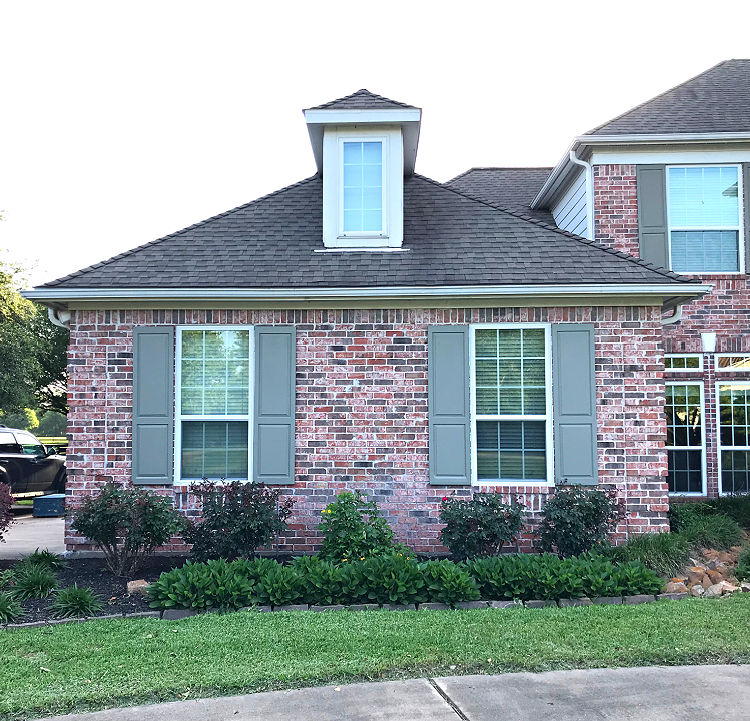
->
[604,532,691,577]
[419,559,479,606]
[538,486,624,557]
[12,563,57,600]
[256,563,304,607]
[186,481,296,562]
[0,569,15,590]
[0,591,23,623]
[703,494,750,531]
[71,482,184,576]
[291,556,344,606]
[439,493,525,559]
[318,491,406,563]
[358,554,424,605]
[0,482,13,543]
[679,514,743,551]
[736,547,750,582]
[50,585,103,618]
[21,549,67,572]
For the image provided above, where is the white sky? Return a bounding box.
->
[2,0,750,287]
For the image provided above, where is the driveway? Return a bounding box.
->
[0,513,65,560]
[36,665,750,720]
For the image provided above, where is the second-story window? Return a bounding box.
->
[341,139,385,235]
[667,165,743,273]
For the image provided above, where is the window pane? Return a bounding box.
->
[181,421,248,480]
[342,141,383,233]
[718,384,750,493]
[665,355,701,370]
[665,383,703,493]
[181,330,250,416]
[476,420,546,481]
[667,450,703,493]
[721,450,750,494]
[718,355,750,370]
[668,166,739,227]
[671,230,739,272]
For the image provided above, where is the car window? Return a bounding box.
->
[15,433,45,456]
[0,431,18,453]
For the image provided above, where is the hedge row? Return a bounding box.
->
[147,554,664,611]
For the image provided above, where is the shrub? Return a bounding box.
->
[439,494,525,559]
[71,483,184,576]
[318,491,405,563]
[12,564,57,600]
[538,486,624,557]
[0,482,13,543]
[679,514,744,551]
[420,559,480,606]
[50,585,103,618]
[0,569,15,590]
[186,481,296,562]
[736,548,750,582]
[704,494,750,531]
[0,591,23,623]
[291,556,344,606]
[358,554,424,605]
[668,502,715,532]
[255,563,305,607]
[604,532,691,577]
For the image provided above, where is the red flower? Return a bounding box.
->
[442,496,448,502]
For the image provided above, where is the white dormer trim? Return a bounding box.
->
[323,126,404,248]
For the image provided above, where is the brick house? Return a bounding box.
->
[27,61,750,555]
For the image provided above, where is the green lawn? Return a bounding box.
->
[1,595,749,720]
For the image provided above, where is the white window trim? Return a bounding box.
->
[338,135,388,239]
[715,353,750,372]
[715,379,750,496]
[666,163,745,275]
[174,326,255,486]
[665,380,707,496]
[664,353,704,373]
[469,322,554,487]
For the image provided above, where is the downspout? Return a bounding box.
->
[661,304,683,325]
[568,149,595,241]
[48,307,71,329]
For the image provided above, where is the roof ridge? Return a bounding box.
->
[446,167,553,184]
[306,88,417,111]
[40,175,320,288]
[418,174,694,284]
[585,60,730,135]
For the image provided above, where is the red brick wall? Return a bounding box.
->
[65,305,669,554]
[593,162,750,498]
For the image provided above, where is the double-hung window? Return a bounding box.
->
[472,325,552,484]
[340,138,386,236]
[667,165,743,273]
[717,382,750,494]
[176,328,252,481]
[665,382,705,494]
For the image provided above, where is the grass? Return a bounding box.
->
[1,594,749,719]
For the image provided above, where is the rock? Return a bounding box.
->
[488,600,518,609]
[382,604,416,611]
[309,605,345,612]
[419,602,450,611]
[718,551,735,564]
[706,569,725,585]
[592,596,623,605]
[346,604,379,612]
[162,609,198,620]
[664,581,688,594]
[273,604,308,612]
[127,579,150,596]
[718,581,740,594]
[688,565,708,573]
[704,583,724,598]
[125,611,160,619]
[455,601,488,610]
[701,574,712,589]
[525,600,556,608]
[740,582,750,593]
[690,584,705,597]
[657,593,688,601]
[624,595,656,605]
[558,598,592,607]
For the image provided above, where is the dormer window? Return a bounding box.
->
[303,89,421,250]
[342,139,386,235]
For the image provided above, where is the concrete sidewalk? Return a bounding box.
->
[0,514,65,560]
[38,665,750,720]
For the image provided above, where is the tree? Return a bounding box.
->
[0,253,68,414]
[0,408,39,432]
[37,410,67,436]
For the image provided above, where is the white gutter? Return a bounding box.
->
[23,283,712,304]
[47,307,71,329]
[661,304,683,325]
[568,149,595,241]
[532,132,750,210]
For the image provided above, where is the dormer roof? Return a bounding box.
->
[305,88,419,112]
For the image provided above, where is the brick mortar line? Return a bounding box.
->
[427,678,471,721]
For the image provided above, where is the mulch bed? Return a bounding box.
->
[0,556,190,623]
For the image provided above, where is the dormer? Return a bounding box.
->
[304,89,421,249]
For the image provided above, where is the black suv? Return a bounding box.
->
[0,426,66,496]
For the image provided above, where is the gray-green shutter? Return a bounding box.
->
[636,164,669,268]
[552,323,598,486]
[132,326,174,485]
[743,163,750,273]
[428,326,470,485]
[253,326,296,484]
